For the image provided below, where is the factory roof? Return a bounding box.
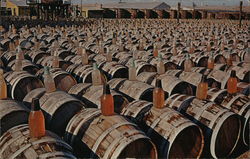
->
[102,2,170,10]
[9,0,28,7]
[75,3,103,10]
[171,5,250,13]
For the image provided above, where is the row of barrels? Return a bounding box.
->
[1,95,158,158]
[0,48,249,102]
[1,79,249,159]
[1,19,249,158]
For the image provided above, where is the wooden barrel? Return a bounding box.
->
[166,95,241,158]
[148,58,178,71]
[27,50,50,63]
[0,51,17,66]
[122,101,204,158]
[214,53,226,64]
[65,108,158,158]
[219,94,250,146]
[108,78,154,102]
[36,56,71,70]
[23,88,46,108]
[7,59,39,75]
[98,61,128,80]
[65,55,91,65]
[191,67,208,74]
[146,106,204,158]
[4,71,44,101]
[136,72,158,85]
[64,54,76,63]
[0,99,29,135]
[170,54,185,67]
[151,74,193,96]
[227,66,250,83]
[71,64,107,83]
[133,50,151,60]
[70,64,93,83]
[88,54,106,64]
[179,71,202,89]
[0,39,10,51]
[222,51,240,62]
[179,71,202,86]
[165,94,195,111]
[190,53,208,67]
[55,49,72,59]
[207,88,228,104]
[214,63,227,71]
[68,83,129,114]
[24,90,85,136]
[237,82,250,96]
[121,100,153,123]
[237,49,247,61]
[0,124,76,159]
[164,69,183,77]
[113,51,132,61]
[66,63,81,78]
[207,69,230,89]
[36,68,77,92]
[124,59,157,75]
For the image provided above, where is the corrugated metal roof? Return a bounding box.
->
[171,5,250,13]
[9,0,28,7]
[102,2,170,10]
[74,3,103,10]
[196,6,250,13]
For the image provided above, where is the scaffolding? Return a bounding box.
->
[27,0,71,20]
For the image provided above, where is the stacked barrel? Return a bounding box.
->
[0,19,249,158]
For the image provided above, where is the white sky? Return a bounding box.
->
[71,0,250,6]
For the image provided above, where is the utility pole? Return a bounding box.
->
[81,0,83,17]
[239,1,243,28]
[177,2,180,23]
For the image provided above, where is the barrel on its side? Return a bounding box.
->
[207,69,230,89]
[136,72,158,85]
[23,90,85,136]
[0,124,76,159]
[227,66,250,83]
[121,100,204,158]
[7,59,39,75]
[0,51,16,66]
[4,71,44,101]
[71,64,107,84]
[36,68,77,92]
[98,61,128,80]
[165,95,241,158]
[219,94,249,146]
[27,50,50,64]
[108,78,154,102]
[36,56,71,70]
[0,100,29,135]
[65,108,158,159]
[68,83,129,114]
[237,82,250,96]
[207,89,249,146]
[124,59,157,75]
[179,71,203,91]
[151,74,193,96]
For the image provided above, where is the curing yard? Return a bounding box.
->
[0,15,249,159]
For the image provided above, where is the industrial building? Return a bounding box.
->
[0,0,30,16]
[0,1,249,20]
[73,2,250,20]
